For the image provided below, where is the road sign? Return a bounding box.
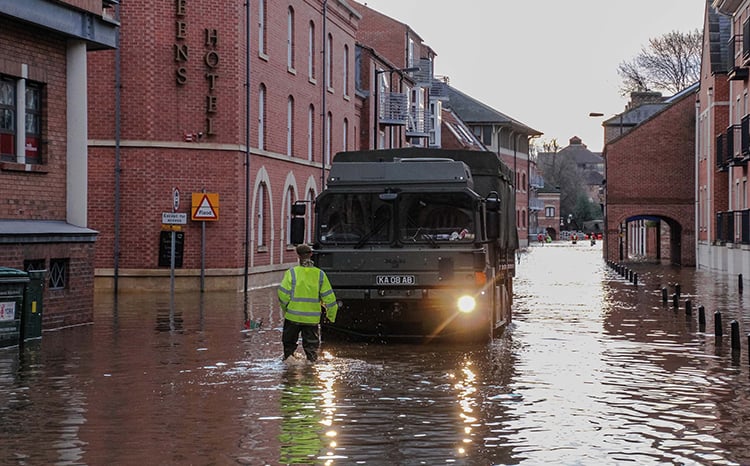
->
[191,193,219,221]
[162,212,187,224]
[173,188,180,211]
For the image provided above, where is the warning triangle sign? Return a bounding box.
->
[192,194,218,221]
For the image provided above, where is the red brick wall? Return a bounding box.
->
[87,0,360,287]
[0,18,68,220]
[605,92,696,265]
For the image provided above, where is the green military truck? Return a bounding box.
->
[291,148,518,341]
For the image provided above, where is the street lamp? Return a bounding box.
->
[373,66,420,149]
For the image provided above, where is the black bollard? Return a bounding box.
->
[662,287,668,304]
[740,274,744,295]
[675,283,681,298]
[731,320,740,350]
[698,306,706,331]
[633,273,638,286]
[685,299,692,315]
[715,311,723,338]
[672,293,679,310]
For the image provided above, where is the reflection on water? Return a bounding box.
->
[1,243,750,464]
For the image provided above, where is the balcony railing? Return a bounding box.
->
[406,109,432,137]
[529,173,544,189]
[728,34,749,80]
[429,80,448,101]
[379,92,408,126]
[528,198,544,211]
[716,210,750,244]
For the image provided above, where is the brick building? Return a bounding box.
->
[698,0,749,276]
[0,1,117,327]
[87,0,361,291]
[603,85,697,265]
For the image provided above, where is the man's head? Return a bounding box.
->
[295,243,313,258]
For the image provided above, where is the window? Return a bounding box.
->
[0,77,15,160]
[287,7,295,70]
[25,84,40,163]
[326,33,333,90]
[286,188,296,245]
[287,96,294,156]
[308,104,314,161]
[258,0,267,56]
[49,259,68,290]
[258,84,266,150]
[256,183,268,249]
[545,206,555,218]
[343,117,348,151]
[308,21,316,80]
[0,76,43,164]
[343,44,349,96]
[24,259,45,272]
[325,112,332,165]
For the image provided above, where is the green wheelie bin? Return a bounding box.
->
[0,267,30,348]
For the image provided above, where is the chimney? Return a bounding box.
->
[626,91,664,110]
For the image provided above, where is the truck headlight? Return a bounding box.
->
[457,295,476,313]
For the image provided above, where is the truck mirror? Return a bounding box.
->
[290,217,305,244]
[379,192,398,202]
[291,202,306,216]
[485,192,500,212]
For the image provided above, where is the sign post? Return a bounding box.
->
[192,192,220,292]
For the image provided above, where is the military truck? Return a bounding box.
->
[290,148,518,341]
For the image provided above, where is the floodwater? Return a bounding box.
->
[2,242,750,465]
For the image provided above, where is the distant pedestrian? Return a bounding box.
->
[277,244,339,363]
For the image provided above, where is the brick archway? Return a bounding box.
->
[604,207,694,266]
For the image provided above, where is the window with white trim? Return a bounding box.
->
[258,84,266,150]
[256,183,268,249]
[0,75,42,164]
[343,44,349,97]
[286,187,296,245]
[325,112,332,165]
[258,0,267,56]
[287,7,295,70]
[287,96,294,156]
[326,33,333,90]
[308,104,314,161]
[308,21,315,80]
[343,117,348,152]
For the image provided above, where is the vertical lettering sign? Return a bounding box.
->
[205,28,219,136]
[173,0,220,137]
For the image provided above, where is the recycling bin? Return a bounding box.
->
[0,267,30,348]
[21,269,45,342]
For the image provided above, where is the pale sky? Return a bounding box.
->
[361,0,706,152]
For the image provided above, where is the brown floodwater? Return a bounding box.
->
[1,242,750,465]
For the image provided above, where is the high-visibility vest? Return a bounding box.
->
[278,265,338,324]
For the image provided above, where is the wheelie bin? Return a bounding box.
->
[0,267,30,348]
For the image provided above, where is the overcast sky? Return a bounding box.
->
[360,0,706,152]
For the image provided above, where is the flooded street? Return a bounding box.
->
[2,242,750,465]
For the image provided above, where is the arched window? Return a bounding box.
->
[308,21,315,80]
[308,104,314,161]
[258,0,267,56]
[325,111,332,165]
[343,44,349,96]
[258,84,266,150]
[256,183,268,248]
[343,117,348,152]
[287,7,295,70]
[286,187,296,245]
[326,33,333,89]
[287,96,294,156]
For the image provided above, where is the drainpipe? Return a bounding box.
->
[694,94,701,268]
[321,0,328,189]
[113,3,122,294]
[244,0,252,306]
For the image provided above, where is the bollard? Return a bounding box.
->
[740,274,744,295]
[698,306,706,331]
[685,299,692,315]
[672,293,679,310]
[731,320,740,350]
[662,287,668,304]
[633,273,638,286]
[675,283,681,298]
[715,311,723,338]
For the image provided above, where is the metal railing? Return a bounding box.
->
[716,210,750,244]
[379,92,408,125]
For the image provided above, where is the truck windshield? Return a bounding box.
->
[317,193,392,244]
[399,192,476,243]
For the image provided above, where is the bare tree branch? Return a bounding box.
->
[617,29,701,95]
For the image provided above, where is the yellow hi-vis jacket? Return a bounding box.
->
[278,265,338,324]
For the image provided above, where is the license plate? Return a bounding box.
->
[376,275,415,285]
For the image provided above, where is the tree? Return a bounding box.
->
[536,153,587,223]
[617,29,701,96]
